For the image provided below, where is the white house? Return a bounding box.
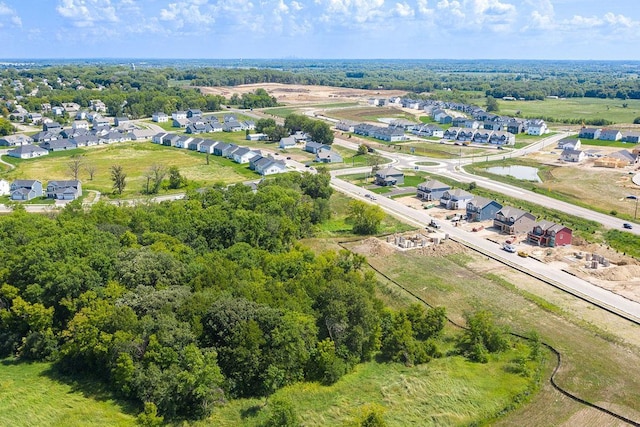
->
[7,144,49,159]
[152,112,169,123]
[72,120,90,130]
[527,119,548,136]
[560,149,585,163]
[172,111,187,121]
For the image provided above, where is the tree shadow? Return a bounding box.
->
[240,404,263,419]
[39,364,139,415]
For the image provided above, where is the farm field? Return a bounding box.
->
[1,141,255,198]
[489,97,640,125]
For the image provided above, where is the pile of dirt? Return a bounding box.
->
[350,237,397,257]
[588,264,640,282]
[416,240,469,257]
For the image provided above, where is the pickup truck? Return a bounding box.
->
[429,220,441,229]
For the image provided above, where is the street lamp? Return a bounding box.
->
[626,195,639,220]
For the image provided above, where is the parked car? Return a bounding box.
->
[429,219,441,229]
[623,223,633,229]
[503,243,516,253]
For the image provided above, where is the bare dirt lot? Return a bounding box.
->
[199,83,408,105]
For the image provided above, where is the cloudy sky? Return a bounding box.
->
[0,0,638,60]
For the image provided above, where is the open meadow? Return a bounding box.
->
[1,142,255,197]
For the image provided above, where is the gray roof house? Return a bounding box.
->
[10,179,43,201]
[8,144,49,159]
[557,138,581,151]
[493,206,537,235]
[466,197,503,222]
[598,129,622,141]
[440,189,474,210]
[375,166,404,186]
[233,147,261,164]
[315,148,343,163]
[417,180,450,201]
[0,134,33,146]
[46,180,82,200]
[305,141,331,154]
[199,139,219,154]
[40,140,78,151]
[279,136,297,149]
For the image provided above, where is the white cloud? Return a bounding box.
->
[160,0,216,29]
[394,2,414,18]
[56,0,119,27]
[436,0,464,19]
[317,0,386,25]
[468,0,516,31]
[416,0,433,16]
[0,2,22,28]
[291,1,303,11]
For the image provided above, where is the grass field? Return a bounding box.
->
[1,142,254,198]
[486,97,640,125]
[345,246,640,426]
[326,106,420,124]
[0,360,136,427]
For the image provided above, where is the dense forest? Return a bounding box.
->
[0,170,518,423]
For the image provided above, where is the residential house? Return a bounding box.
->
[315,148,343,163]
[223,121,243,132]
[62,102,80,113]
[433,109,452,124]
[247,133,267,142]
[51,106,64,116]
[114,117,130,127]
[186,123,213,134]
[506,119,525,134]
[374,167,404,186]
[0,179,10,196]
[75,111,88,120]
[187,109,202,118]
[43,121,61,131]
[90,100,107,112]
[466,197,503,222]
[221,143,239,158]
[70,134,100,147]
[251,156,287,175]
[10,180,43,201]
[0,134,33,146]
[162,134,181,147]
[417,180,450,201]
[7,144,49,159]
[599,129,622,141]
[578,127,602,140]
[174,136,194,149]
[489,131,516,146]
[292,131,308,143]
[152,132,169,144]
[609,150,638,165]
[199,140,219,154]
[557,138,581,151]
[336,121,356,132]
[188,138,204,151]
[39,140,77,151]
[279,136,297,149]
[213,142,230,156]
[493,206,537,235]
[244,121,256,131]
[412,124,443,138]
[173,118,190,128]
[233,147,261,164]
[621,132,640,143]
[73,120,90,130]
[152,112,169,123]
[46,180,82,200]
[440,189,474,210]
[305,141,331,154]
[28,112,43,124]
[526,119,548,136]
[527,221,572,247]
[443,127,462,140]
[473,129,493,143]
[452,117,468,127]
[172,111,187,120]
[464,119,482,129]
[372,127,406,142]
[560,149,585,163]
[93,117,110,128]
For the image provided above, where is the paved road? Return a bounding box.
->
[331,177,640,323]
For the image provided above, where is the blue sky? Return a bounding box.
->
[0,0,639,60]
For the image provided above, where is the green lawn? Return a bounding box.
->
[2,142,255,198]
[490,97,640,125]
[204,351,535,427]
[0,360,136,427]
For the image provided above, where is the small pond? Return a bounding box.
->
[486,165,541,182]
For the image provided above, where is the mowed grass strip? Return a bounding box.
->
[2,142,253,197]
[0,361,135,427]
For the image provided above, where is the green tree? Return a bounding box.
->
[262,397,300,427]
[0,117,16,136]
[136,402,164,427]
[168,166,187,190]
[348,200,385,235]
[111,164,127,195]
[485,95,499,112]
[357,144,368,155]
[143,164,167,195]
[255,118,276,133]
